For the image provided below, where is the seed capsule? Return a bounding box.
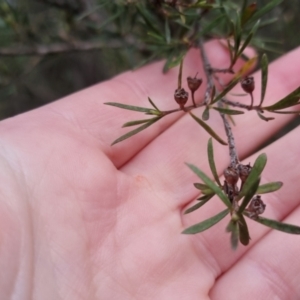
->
[174,88,188,109]
[246,195,266,219]
[187,76,202,92]
[241,76,255,94]
[224,166,239,186]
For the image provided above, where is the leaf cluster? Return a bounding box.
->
[182,138,300,250]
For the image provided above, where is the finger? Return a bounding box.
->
[183,124,300,285]
[210,207,300,299]
[41,40,252,168]
[122,47,300,209]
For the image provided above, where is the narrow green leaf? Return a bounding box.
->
[163,50,186,73]
[186,164,231,208]
[233,12,242,57]
[189,113,227,145]
[213,107,244,115]
[211,78,240,104]
[202,106,210,121]
[148,97,160,111]
[246,216,300,234]
[184,196,213,214]
[257,111,274,122]
[227,220,239,250]
[247,0,283,25]
[239,214,250,246]
[256,182,283,194]
[136,4,161,35]
[237,153,267,201]
[238,178,260,214]
[241,3,257,27]
[105,102,153,113]
[194,183,209,190]
[197,193,215,201]
[182,209,229,234]
[260,54,268,106]
[123,118,156,127]
[111,117,160,145]
[272,110,300,114]
[262,86,300,111]
[200,14,225,36]
[164,19,171,44]
[231,222,239,250]
[237,20,260,58]
[207,138,222,187]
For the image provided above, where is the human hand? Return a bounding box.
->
[1,40,300,300]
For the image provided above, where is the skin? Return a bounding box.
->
[1,40,300,300]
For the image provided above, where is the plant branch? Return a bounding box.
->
[198,35,213,105]
[218,102,239,168]
[198,33,240,168]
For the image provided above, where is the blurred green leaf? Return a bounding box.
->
[186,163,231,208]
[194,183,213,195]
[190,113,227,145]
[272,110,300,114]
[182,209,229,234]
[122,117,157,127]
[213,107,244,115]
[194,183,209,190]
[211,78,240,104]
[148,97,160,111]
[202,106,210,121]
[247,216,300,234]
[246,0,283,26]
[200,14,225,36]
[237,153,267,201]
[197,193,215,201]
[260,54,268,106]
[207,138,222,187]
[184,195,213,214]
[164,19,171,44]
[237,20,260,58]
[257,111,274,121]
[238,178,260,214]
[111,117,160,145]
[239,214,250,246]
[163,50,187,73]
[256,182,283,194]
[227,220,239,250]
[241,3,257,27]
[263,86,300,111]
[105,102,153,113]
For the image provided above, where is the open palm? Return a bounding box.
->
[1,41,300,300]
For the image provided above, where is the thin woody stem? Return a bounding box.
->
[222,98,262,111]
[198,36,214,105]
[219,102,239,168]
[198,36,240,168]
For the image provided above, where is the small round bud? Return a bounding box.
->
[174,88,188,109]
[238,163,252,183]
[247,195,266,219]
[187,76,202,92]
[241,76,255,94]
[224,166,239,186]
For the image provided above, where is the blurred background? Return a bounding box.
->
[0,0,299,121]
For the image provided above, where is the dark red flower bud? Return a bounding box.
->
[241,76,255,94]
[187,76,202,92]
[246,195,266,219]
[224,166,239,186]
[174,88,188,109]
